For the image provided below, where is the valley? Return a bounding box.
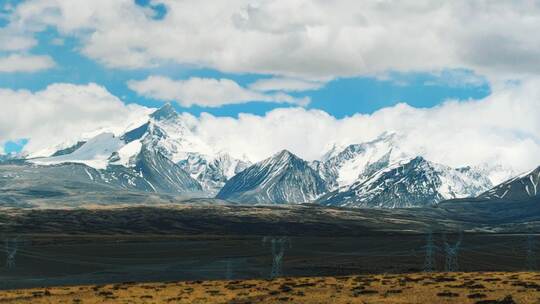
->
[1,232,540,291]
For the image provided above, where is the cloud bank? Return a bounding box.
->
[3,1,540,81]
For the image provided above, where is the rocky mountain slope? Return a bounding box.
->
[216,150,328,204]
[479,166,540,202]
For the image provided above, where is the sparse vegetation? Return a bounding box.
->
[0,272,539,303]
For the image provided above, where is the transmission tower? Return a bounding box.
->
[263,236,290,279]
[443,232,462,272]
[423,231,438,272]
[526,234,537,271]
[4,238,18,269]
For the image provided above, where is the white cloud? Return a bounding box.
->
[4,1,540,81]
[184,78,540,173]
[0,34,36,51]
[0,14,36,51]
[0,53,55,72]
[127,76,309,107]
[424,69,488,88]
[249,77,325,92]
[0,83,152,157]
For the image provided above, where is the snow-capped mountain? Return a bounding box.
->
[26,104,210,195]
[141,105,251,191]
[178,152,251,194]
[216,150,329,204]
[314,132,514,191]
[26,104,250,196]
[313,132,410,189]
[30,103,212,168]
[479,166,540,201]
[317,156,493,208]
[141,103,214,163]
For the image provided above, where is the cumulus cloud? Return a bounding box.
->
[0,53,55,72]
[127,76,309,107]
[183,78,540,174]
[249,77,325,92]
[4,1,540,81]
[0,83,152,157]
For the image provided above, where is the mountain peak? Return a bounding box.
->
[375,131,397,142]
[268,149,303,165]
[150,103,178,120]
[216,149,328,204]
[275,149,295,158]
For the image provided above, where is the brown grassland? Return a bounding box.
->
[1,272,539,303]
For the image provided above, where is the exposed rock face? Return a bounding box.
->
[216,150,329,204]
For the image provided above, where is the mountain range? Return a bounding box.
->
[1,103,532,209]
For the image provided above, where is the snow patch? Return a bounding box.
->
[30,133,124,169]
[113,140,142,167]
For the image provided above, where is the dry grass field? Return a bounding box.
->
[1,272,539,303]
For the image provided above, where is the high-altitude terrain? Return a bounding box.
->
[0,104,527,209]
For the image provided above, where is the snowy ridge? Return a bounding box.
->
[317,157,493,208]
[314,132,410,189]
[30,133,124,169]
[26,109,152,159]
[143,104,213,163]
[178,152,251,194]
